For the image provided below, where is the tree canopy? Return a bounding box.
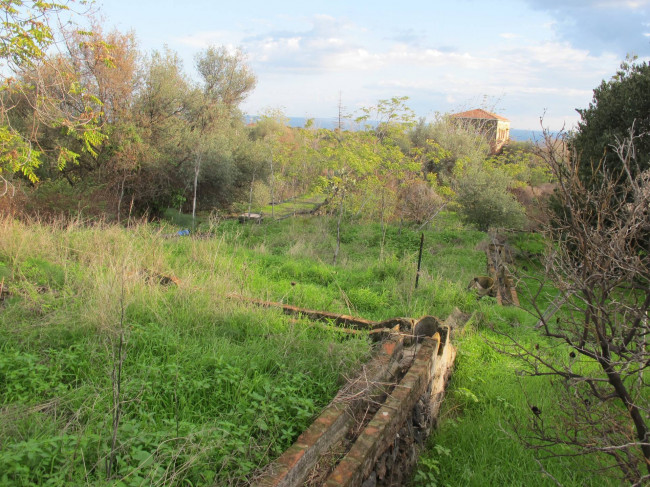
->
[0,0,107,183]
[572,57,650,183]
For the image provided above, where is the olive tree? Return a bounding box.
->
[188,46,257,227]
[453,160,526,231]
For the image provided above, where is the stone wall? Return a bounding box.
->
[254,312,459,487]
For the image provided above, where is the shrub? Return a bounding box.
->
[397,179,445,224]
[454,163,526,231]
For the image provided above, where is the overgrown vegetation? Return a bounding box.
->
[413,56,650,482]
[0,2,549,235]
[0,217,373,485]
[411,231,618,487]
[0,212,482,485]
[487,131,650,484]
[0,212,621,486]
[3,2,648,486]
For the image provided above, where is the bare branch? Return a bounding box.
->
[496,124,650,483]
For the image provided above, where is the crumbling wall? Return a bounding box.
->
[369,326,456,487]
[254,313,459,487]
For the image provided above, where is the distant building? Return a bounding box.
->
[450,109,510,154]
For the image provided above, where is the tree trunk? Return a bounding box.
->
[380,189,386,260]
[192,154,202,231]
[248,172,255,216]
[602,360,650,476]
[270,151,275,219]
[116,174,126,224]
[333,190,344,265]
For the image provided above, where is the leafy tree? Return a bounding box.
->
[31,26,141,186]
[354,97,419,245]
[318,130,377,263]
[195,46,256,110]
[355,95,415,142]
[0,1,105,183]
[188,46,257,225]
[572,57,650,184]
[105,45,260,219]
[411,114,491,182]
[249,109,290,216]
[307,98,428,260]
[409,118,450,178]
[408,112,531,231]
[65,24,140,125]
[453,159,526,231]
[488,141,550,188]
[397,177,445,225]
[125,48,193,214]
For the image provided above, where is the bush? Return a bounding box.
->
[397,179,445,224]
[454,163,526,231]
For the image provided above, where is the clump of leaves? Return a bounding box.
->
[453,161,526,231]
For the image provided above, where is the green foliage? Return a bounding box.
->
[0,126,42,182]
[412,445,451,487]
[527,125,650,481]
[0,213,614,486]
[0,1,546,232]
[414,115,491,182]
[119,46,263,215]
[0,218,373,485]
[573,56,650,184]
[0,0,66,67]
[454,161,527,231]
[19,256,65,288]
[488,141,551,187]
[195,45,257,108]
[0,1,107,181]
[355,96,416,139]
[314,99,424,228]
[412,301,617,487]
[161,208,197,228]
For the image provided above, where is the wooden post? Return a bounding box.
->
[415,232,424,289]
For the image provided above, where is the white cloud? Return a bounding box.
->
[172,13,624,130]
[176,31,241,49]
[524,0,650,55]
[594,0,650,8]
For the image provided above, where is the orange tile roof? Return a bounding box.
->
[450,109,509,122]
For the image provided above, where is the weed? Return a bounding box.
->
[0,213,617,486]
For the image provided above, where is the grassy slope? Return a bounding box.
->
[0,218,370,486]
[0,213,616,486]
[412,232,616,487]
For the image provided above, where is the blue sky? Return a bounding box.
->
[97,0,650,130]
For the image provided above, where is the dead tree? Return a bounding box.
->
[492,126,650,485]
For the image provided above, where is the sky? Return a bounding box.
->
[95,0,650,130]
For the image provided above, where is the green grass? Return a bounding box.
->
[0,218,370,486]
[257,192,327,220]
[411,231,618,487]
[0,214,621,486]
[161,208,199,229]
[411,320,614,487]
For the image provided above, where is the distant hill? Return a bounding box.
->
[247,115,544,141]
